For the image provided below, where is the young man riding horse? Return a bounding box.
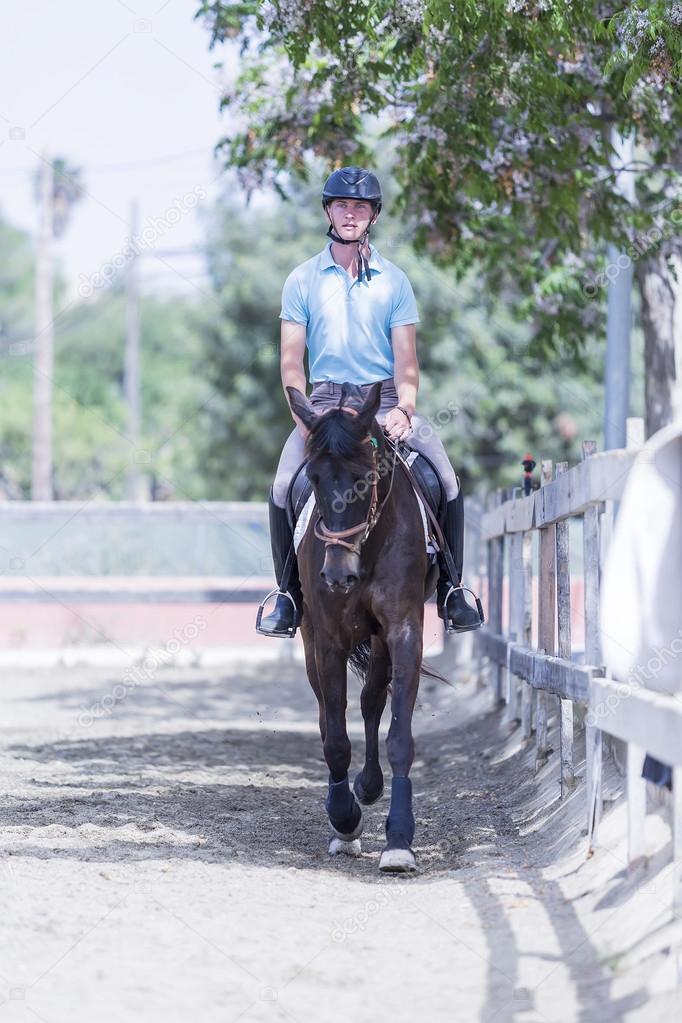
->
[257,165,481,638]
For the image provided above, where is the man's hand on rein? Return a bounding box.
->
[384,406,412,442]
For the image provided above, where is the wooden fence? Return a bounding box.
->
[475,418,682,933]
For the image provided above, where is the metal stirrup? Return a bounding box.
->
[255,588,298,637]
[441,583,485,633]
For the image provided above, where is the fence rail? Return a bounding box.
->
[475,418,682,934]
[0,577,268,603]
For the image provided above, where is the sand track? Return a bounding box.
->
[0,660,678,1021]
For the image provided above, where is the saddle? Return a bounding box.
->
[278,436,484,633]
[285,441,448,552]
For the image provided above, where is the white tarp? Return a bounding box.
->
[600,418,682,696]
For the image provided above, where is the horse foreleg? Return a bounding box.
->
[381,621,422,873]
[300,616,325,743]
[354,637,390,806]
[315,643,363,854]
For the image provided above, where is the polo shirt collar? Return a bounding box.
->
[319,241,383,273]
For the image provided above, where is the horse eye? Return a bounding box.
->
[308,471,319,485]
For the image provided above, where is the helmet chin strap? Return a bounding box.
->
[325,211,375,283]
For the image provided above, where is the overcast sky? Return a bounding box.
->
[0,0,234,300]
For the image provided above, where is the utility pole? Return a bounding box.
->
[603,131,636,451]
[32,153,54,500]
[125,199,142,499]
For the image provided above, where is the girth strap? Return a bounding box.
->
[390,441,461,586]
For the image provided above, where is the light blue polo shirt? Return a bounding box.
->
[280,242,419,384]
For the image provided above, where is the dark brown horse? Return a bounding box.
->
[287,381,442,872]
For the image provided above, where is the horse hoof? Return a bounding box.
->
[353,773,384,806]
[379,847,417,873]
[329,836,362,857]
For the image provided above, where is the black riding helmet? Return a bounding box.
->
[322,166,382,283]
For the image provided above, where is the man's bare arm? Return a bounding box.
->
[391,323,419,417]
[280,320,308,436]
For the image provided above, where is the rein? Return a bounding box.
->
[312,409,398,555]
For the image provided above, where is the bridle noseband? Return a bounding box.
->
[312,407,397,556]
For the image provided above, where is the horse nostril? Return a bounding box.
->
[320,568,358,592]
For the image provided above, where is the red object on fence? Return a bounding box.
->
[521,453,536,496]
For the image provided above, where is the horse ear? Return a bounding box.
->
[356,382,382,431]
[286,386,318,430]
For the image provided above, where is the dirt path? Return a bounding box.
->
[0,658,678,1022]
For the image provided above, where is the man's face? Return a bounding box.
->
[327,198,378,240]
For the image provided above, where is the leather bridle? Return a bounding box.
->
[311,408,398,555]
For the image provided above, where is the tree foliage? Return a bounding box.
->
[196,0,682,357]
[0,217,211,500]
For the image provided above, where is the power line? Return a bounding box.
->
[89,147,217,173]
[142,245,206,258]
[0,146,218,178]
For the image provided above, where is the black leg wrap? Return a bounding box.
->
[385,776,415,850]
[326,775,362,837]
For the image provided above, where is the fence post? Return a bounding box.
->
[627,742,647,864]
[467,495,484,683]
[582,439,603,853]
[555,461,576,796]
[673,764,682,983]
[521,529,535,738]
[616,421,648,863]
[507,530,524,724]
[481,491,494,691]
[474,495,484,687]
[488,489,505,704]
[536,459,555,771]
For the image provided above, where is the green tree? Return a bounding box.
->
[0,216,212,500]
[198,190,318,499]
[53,289,211,500]
[0,219,36,497]
[197,0,682,436]
[0,220,34,343]
[32,156,86,498]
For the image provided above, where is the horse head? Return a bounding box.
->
[286,382,384,592]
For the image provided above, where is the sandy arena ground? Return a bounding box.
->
[0,654,679,1022]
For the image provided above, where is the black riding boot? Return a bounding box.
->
[437,490,483,633]
[256,491,303,638]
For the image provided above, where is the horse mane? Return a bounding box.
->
[304,408,375,475]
